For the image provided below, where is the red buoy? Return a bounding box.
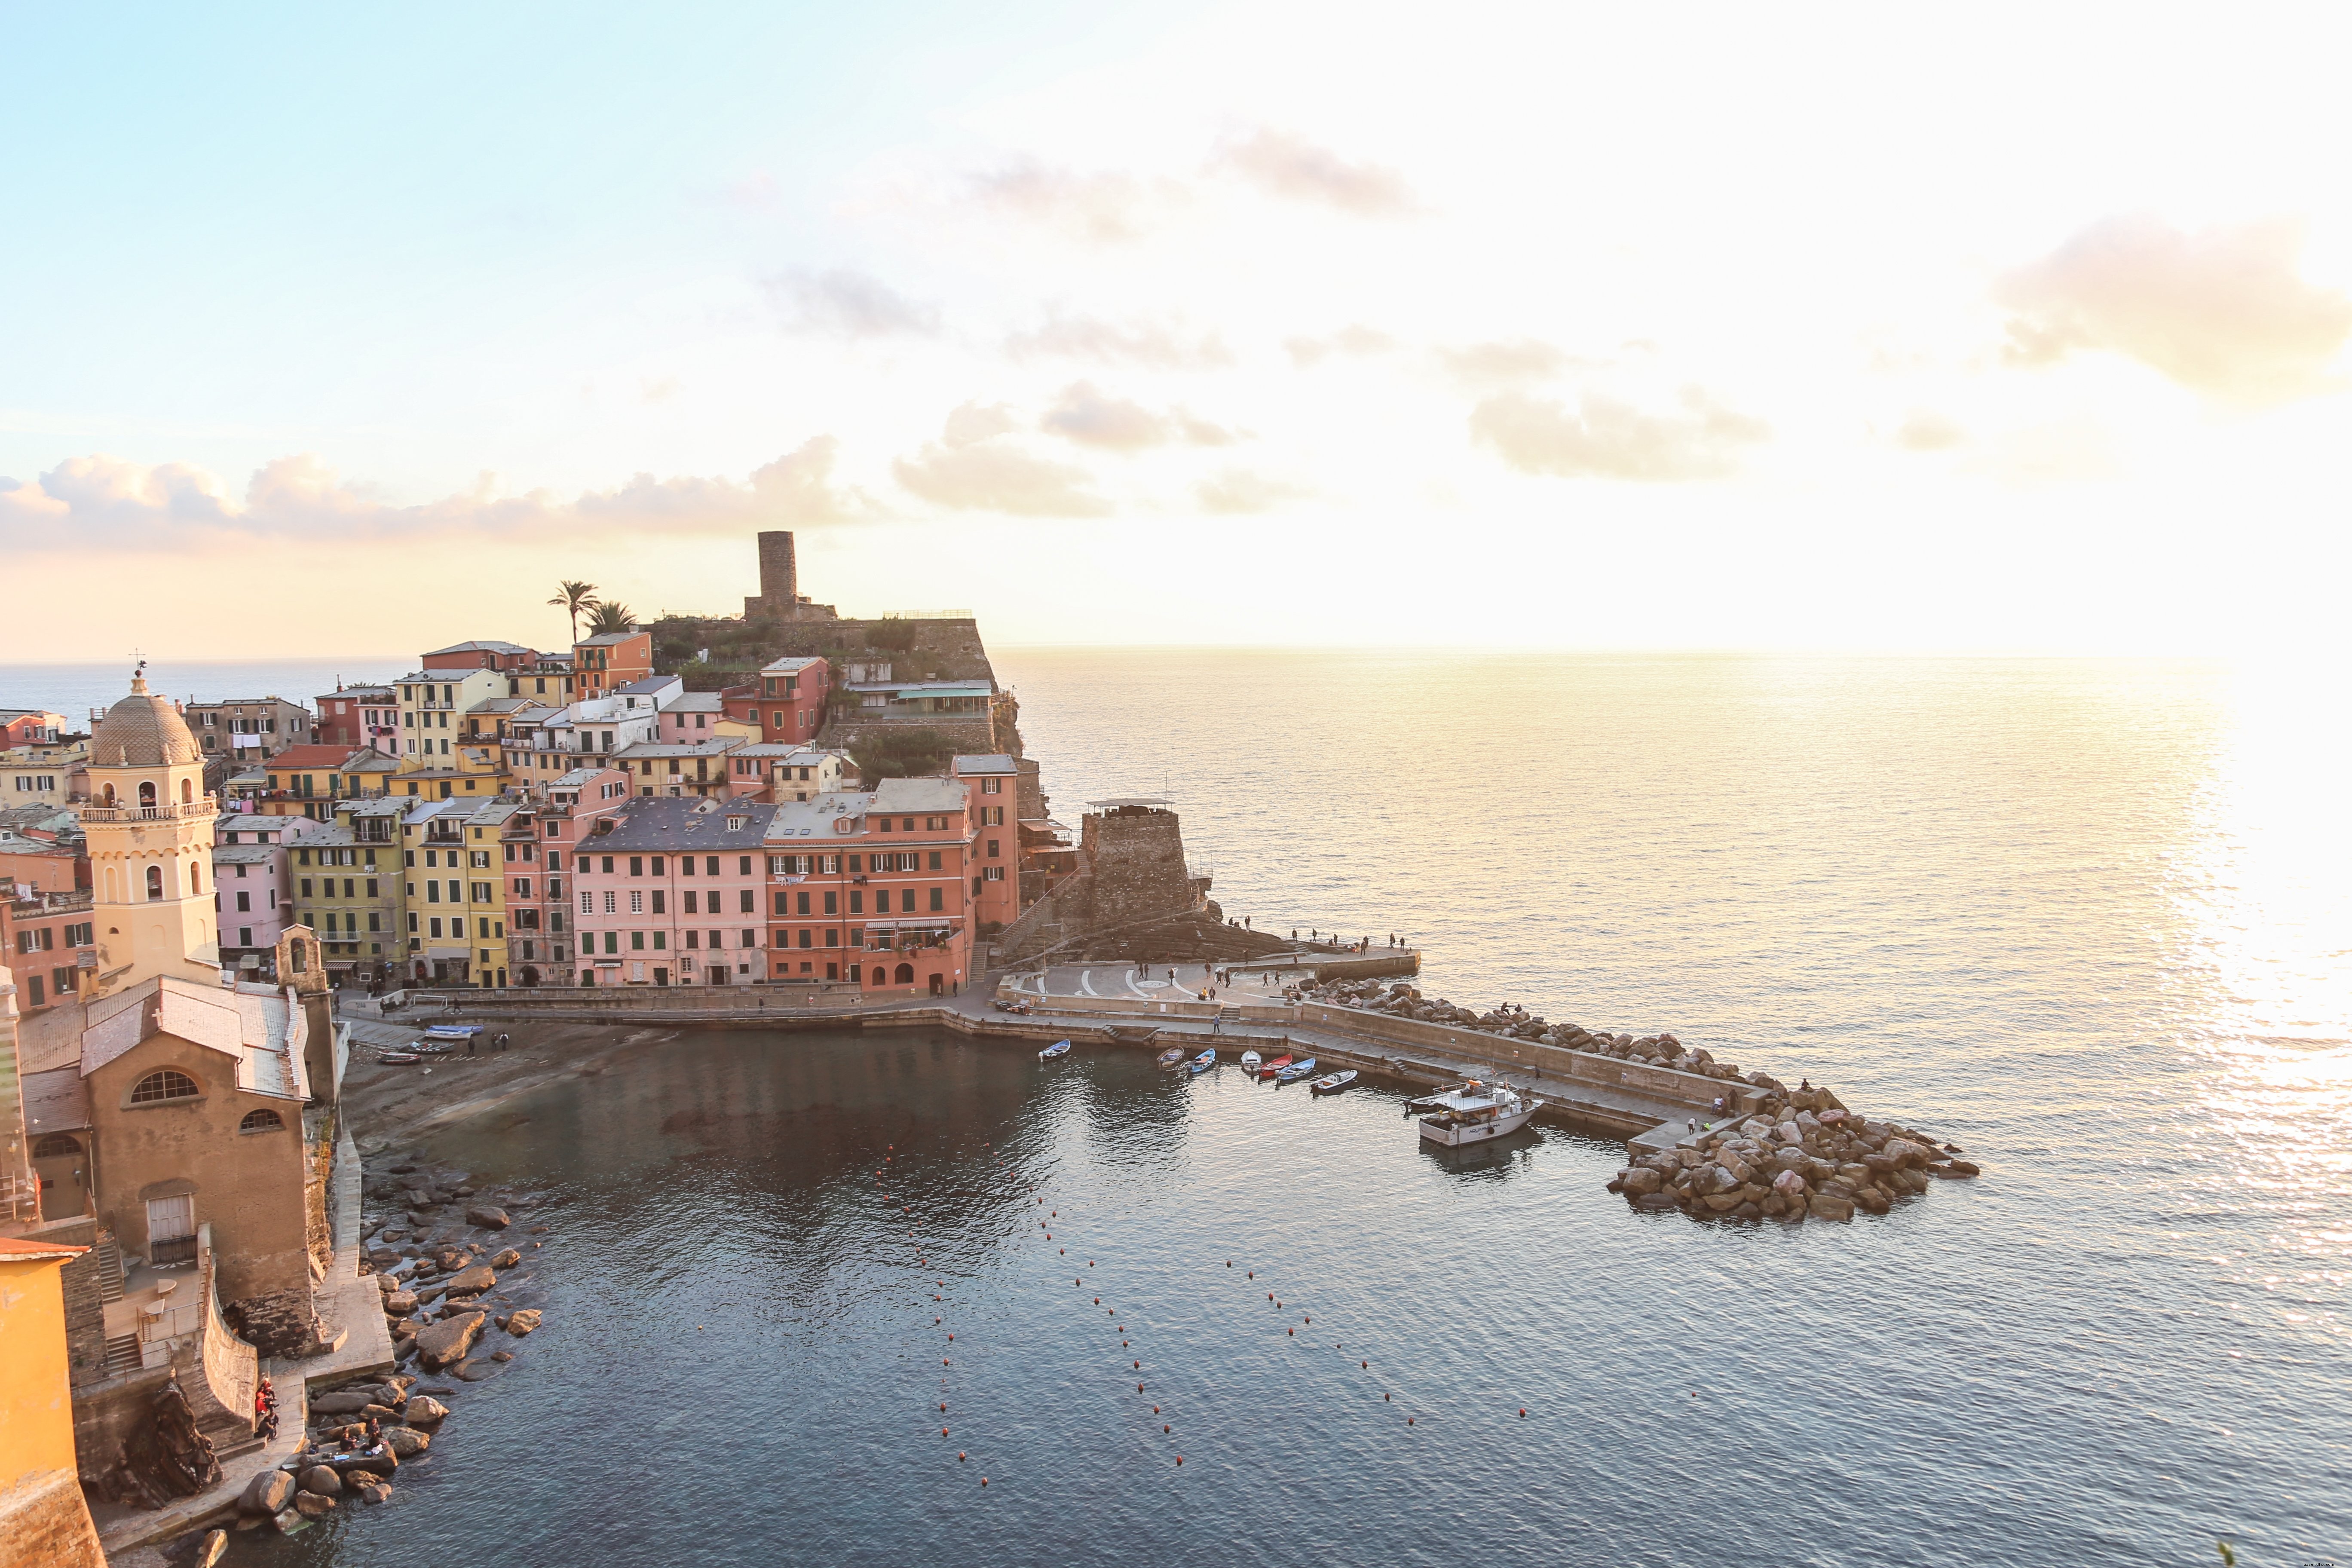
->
[1519,1408,1527,1417]
[959,1452,966,1461]
[1408,1417,1415,1425]
[1133,1360,1139,1368]
[1137,1383,1144,1392]
[1362,1361,1368,1369]
[1288,1328,1294,1335]
[981,1477,988,1486]
[1175,1457,1183,1466]
[942,1427,949,1436]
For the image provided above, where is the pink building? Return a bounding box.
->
[722,656,828,745]
[951,754,1021,935]
[569,797,779,986]
[655,692,731,742]
[212,814,326,973]
[503,766,631,985]
[0,708,69,747]
[762,776,975,995]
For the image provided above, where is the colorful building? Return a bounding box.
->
[395,668,507,766]
[726,744,853,802]
[310,683,399,754]
[249,744,399,819]
[573,629,652,696]
[614,737,746,799]
[287,811,402,984]
[0,1231,105,1568]
[1,885,95,1013]
[3,735,89,811]
[420,639,539,673]
[183,695,309,763]
[0,708,69,747]
[722,655,830,744]
[395,798,518,986]
[952,754,1021,934]
[569,798,778,986]
[496,774,629,985]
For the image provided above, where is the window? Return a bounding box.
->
[630,891,643,914]
[987,839,1000,859]
[823,891,837,914]
[652,891,666,914]
[472,851,490,869]
[798,929,812,948]
[631,931,645,950]
[930,887,945,911]
[581,891,594,914]
[146,864,163,900]
[848,891,863,914]
[928,852,943,871]
[300,879,313,898]
[131,1069,199,1103]
[983,777,1001,794]
[983,866,1005,882]
[738,855,752,876]
[239,1108,284,1133]
[796,891,811,916]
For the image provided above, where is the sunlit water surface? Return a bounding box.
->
[230,652,2346,1566]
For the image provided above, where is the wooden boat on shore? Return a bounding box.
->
[1187,1049,1217,1074]
[1240,1050,1262,1073]
[1039,1039,1072,1061]
[377,1052,423,1066]
[1274,1056,1319,1084]
[1257,1053,1293,1081]
[1156,1047,1188,1069]
[1309,1069,1358,1095]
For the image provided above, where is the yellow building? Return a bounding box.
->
[397,799,518,986]
[394,668,507,769]
[2,737,90,812]
[0,1232,105,1568]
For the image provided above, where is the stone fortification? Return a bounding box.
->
[996,805,1237,965]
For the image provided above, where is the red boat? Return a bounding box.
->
[1257,1053,1293,1080]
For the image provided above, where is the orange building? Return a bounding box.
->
[573,630,652,696]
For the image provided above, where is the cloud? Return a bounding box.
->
[942,400,1020,447]
[766,266,940,338]
[1994,214,2352,406]
[1891,410,1967,452]
[1437,338,1571,389]
[1468,388,1769,481]
[1038,382,1240,451]
[892,407,1109,515]
[1285,325,1395,368]
[1210,127,1416,217]
[1004,310,1235,369]
[969,158,1176,242]
[640,376,680,403]
[0,438,875,551]
[1196,469,1311,514]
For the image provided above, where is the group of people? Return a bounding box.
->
[462,1032,516,1055]
[253,1376,279,1441]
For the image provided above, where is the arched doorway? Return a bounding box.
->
[146,865,164,900]
[31,1134,88,1219]
[893,962,915,985]
[138,781,156,808]
[520,965,541,987]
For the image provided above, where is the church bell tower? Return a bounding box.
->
[78,665,221,995]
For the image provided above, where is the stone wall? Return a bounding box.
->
[0,1467,104,1568]
[1081,808,1201,928]
[32,1216,107,1386]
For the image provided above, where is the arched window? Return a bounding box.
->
[190,862,202,895]
[101,784,116,806]
[146,865,164,900]
[138,781,156,808]
[130,1069,200,1103]
[180,778,193,804]
[238,1108,284,1133]
[32,1133,82,1158]
[894,962,915,985]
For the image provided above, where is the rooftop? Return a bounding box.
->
[952,753,1018,775]
[871,776,971,814]
[578,631,646,647]
[615,738,746,759]
[210,841,280,864]
[759,655,824,675]
[764,792,872,840]
[588,797,775,851]
[424,640,535,657]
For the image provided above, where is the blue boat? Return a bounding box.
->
[1038,1039,1072,1061]
[423,1023,483,1041]
[1187,1049,1217,1074]
[1274,1056,1319,1084]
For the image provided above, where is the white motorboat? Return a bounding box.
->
[1415,1081,1540,1146]
[1240,1050,1262,1073]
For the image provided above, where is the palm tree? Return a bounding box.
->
[548,580,600,644]
[586,600,636,634]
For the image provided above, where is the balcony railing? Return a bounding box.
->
[77,797,218,824]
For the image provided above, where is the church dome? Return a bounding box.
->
[90,669,202,768]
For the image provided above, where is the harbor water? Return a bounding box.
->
[88,650,2352,1564]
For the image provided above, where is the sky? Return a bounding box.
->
[3,1,2349,660]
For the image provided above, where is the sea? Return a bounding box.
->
[19,650,2349,1565]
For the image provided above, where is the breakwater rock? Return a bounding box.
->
[1612,1107,1979,1221]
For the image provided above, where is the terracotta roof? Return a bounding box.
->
[0,1237,87,1262]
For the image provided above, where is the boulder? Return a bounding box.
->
[1855,1186,1891,1214]
[450,1360,493,1381]
[384,1426,430,1458]
[1620,1169,1663,1198]
[311,1390,382,1415]
[300,1465,343,1497]
[466,1206,511,1230]
[1807,1193,1856,1222]
[355,1480,392,1504]
[403,1394,452,1424]
[413,1312,485,1371]
[1703,1192,1742,1213]
[269,1507,304,1532]
[1943,1160,1981,1177]
[294,1492,337,1519]
[185,1528,227,1567]
[1731,1201,1763,1222]
[445,1264,497,1296]
[491,1350,514,1363]
[1771,1169,1810,1200]
[490,1248,522,1268]
[1630,1192,1680,1213]
[240,1467,295,1515]
[383,1292,419,1317]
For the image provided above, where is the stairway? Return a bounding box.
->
[104,1334,142,1378]
[94,1237,125,1302]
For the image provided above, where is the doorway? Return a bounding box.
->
[146,1193,196,1266]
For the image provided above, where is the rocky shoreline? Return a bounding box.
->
[214,1158,554,1538]
[1303,977,1980,1221]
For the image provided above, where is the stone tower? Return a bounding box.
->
[77,667,220,997]
[743,530,796,619]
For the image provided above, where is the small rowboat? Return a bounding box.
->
[1309,1069,1358,1095]
[1240,1050,1262,1073]
[1257,1053,1294,1081]
[1039,1040,1072,1061]
[1156,1047,1188,1069]
[1274,1056,1319,1084]
[423,1024,483,1041]
[1187,1049,1217,1075]
[377,1052,423,1066]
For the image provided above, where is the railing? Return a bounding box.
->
[77,796,219,823]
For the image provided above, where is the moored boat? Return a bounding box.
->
[423,1023,482,1041]
[1257,1053,1294,1081]
[1240,1050,1262,1073]
[1405,1083,1478,1113]
[1309,1069,1358,1095]
[1157,1047,1188,1069]
[1415,1081,1540,1146]
[1039,1039,1072,1061]
[1187,1049,1217,1074]
[1274,1056,1319,1084]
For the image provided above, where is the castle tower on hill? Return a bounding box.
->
[77,667,222,996]
[743,529,837,622]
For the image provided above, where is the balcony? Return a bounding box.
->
[77,796,219,824]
